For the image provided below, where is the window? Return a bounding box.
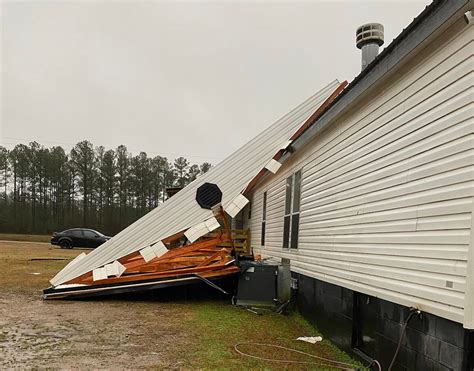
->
[69,230,83,237]
[83,230,98,238]
[261,192,267,246]
[283,170,302,249]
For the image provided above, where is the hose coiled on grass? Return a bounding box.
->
[234,342,359,370]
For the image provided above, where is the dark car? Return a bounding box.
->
[51,228,111,249]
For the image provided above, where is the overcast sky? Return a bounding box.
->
[1,0,429,164]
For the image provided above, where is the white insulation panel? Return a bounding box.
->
[185,222,209,243]
[265,159,282,174]
[105,261,126,277]
[92,267,107,282]
[224,194,250,218]
[204,217,221,232]
[280,140,293,150]
[185,217,222,242]
[139,242,167,263]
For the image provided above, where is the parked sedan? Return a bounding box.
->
[51,228,111,249]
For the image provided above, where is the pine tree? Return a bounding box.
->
[187,164,200,182]
[70,140,97,226]
[0,146,9,204]
[0,140,212,234]
[173,157,189,187]
[200,162,212,174]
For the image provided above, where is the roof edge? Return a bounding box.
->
[281,0,469,162]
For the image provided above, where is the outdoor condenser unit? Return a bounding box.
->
[235,260,291,307]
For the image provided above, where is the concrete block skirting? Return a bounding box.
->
[293,272,474,371]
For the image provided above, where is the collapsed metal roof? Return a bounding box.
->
[50,80,341,286]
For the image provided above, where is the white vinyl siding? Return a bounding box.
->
[251,19,473,326]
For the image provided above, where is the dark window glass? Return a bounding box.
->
[283,170,302,249]
[285,177,292,215]
[290,214,300,249]
[261,192,267,246]
[283,215,291,249]
[83,230,97,238]
[262,192,267,220]
[293,170,302,212]
[70,230,83,237]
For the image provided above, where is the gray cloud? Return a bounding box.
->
[1,0,429,163]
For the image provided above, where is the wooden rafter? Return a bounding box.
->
[67,225,243,288]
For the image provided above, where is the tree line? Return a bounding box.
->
[0,140,212,236]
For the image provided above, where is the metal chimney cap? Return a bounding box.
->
[356,23,384,49]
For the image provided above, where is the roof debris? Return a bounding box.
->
[45,80,347,297]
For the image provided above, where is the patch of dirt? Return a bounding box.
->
[0,291,193,369]
[0,241,194,369]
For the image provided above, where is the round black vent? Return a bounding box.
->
[196,183,222,209]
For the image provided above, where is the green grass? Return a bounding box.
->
[175,301,366,370]
[0,241,81,292]
[0,233,51,243]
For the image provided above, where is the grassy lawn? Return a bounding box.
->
[0,233,51,243]
[183,302,361,370]
[0,241,93,293]
[0,241,365,370]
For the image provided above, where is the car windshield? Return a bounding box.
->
[92,230,104,236]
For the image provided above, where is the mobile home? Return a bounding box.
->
[249,1,474,369]
[46,0,474,369]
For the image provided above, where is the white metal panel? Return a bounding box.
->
[50,80,341,286]
[251,21,474,325]
[58,253,86,272]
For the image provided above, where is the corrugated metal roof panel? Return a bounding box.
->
[50,80,340,286]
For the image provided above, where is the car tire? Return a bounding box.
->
[60,239,73,249]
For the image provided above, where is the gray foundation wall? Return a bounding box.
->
[293,273,474,371]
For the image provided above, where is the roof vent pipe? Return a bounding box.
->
[356,23,384,71]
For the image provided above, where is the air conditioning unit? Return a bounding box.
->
[235,260,291,307]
